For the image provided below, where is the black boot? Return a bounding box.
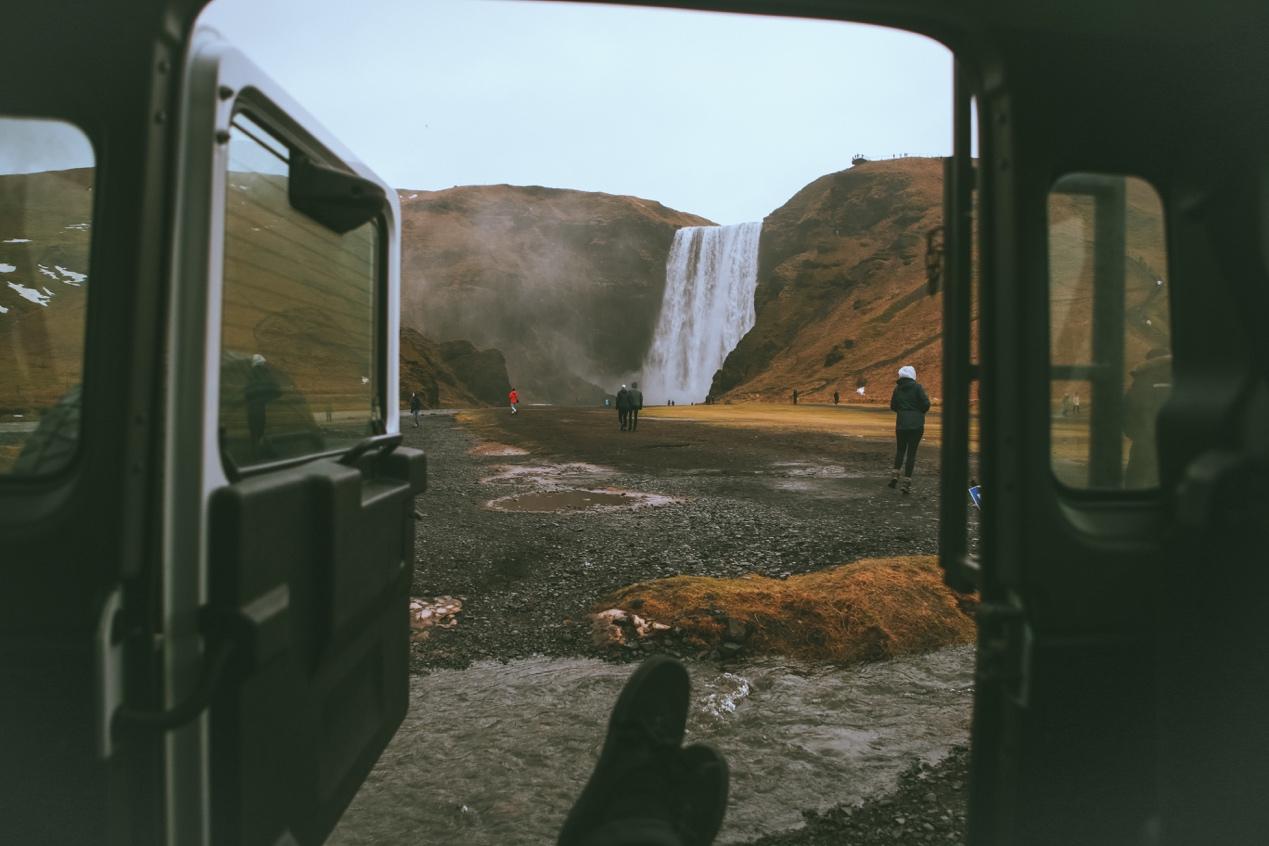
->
[558,657,730,846]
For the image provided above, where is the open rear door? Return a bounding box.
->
[160,32,424,845]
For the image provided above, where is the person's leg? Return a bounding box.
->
[559,657,729,846]
[901,429,923,493]
[889,431,904,487]
[630,409,638,431]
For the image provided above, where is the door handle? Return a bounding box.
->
[1177,449,1269,529]
[338,432,402,466]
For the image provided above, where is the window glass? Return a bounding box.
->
[1049,174,1171,489]
[219,115,379,469]
[0,117,94,477]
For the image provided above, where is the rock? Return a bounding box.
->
[399,184,713,403]
[719,642,744,658]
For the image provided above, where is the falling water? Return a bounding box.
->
[641,222,762,404]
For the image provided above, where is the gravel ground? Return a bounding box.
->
[405,406,943,670]
[402,405,968,845]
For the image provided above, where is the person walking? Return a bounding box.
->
[409,391,422,427]
[833,390,840,406]
[509,387,519,415]
[616,384,631,431]
[244,353,281,461]
[1072,393,1081,415]
[628,381,644,431]
[888,365,931,495]
[791,389,799,405]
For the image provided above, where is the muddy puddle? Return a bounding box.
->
[487,489,675,513]
[329,646,974,845]
[481,461,677,513]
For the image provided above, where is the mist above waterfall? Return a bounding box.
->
[641,222,761,404]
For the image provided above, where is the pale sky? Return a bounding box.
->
[198,0,953,224]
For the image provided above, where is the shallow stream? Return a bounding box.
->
[330,646,974,845]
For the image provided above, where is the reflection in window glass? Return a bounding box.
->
[219,115,379,469]
[0,117,94,476]
[1049,174,1171,489]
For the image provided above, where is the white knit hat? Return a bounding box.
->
[898,365,916,380]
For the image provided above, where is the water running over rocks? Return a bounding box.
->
[642,223,762,404]
[330,646,973,845]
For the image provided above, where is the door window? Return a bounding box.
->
[218,113,380,469]
[0,117,94,477]
[1048,173,1171,489]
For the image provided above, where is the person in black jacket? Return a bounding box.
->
[889,365,931,494]
[628,382,644,431]
[616,384,631,431]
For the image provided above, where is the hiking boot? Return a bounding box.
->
[558,657,728,846]
[887,470,899,489]
[901,478,912,495]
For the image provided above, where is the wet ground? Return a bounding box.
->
[340,406,971,845]
[406,406,943,669]
[330,648,973,845]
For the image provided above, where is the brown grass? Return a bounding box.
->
[599,555,977,665]
[641,402,971,446]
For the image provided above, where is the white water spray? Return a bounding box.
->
[641,222,762,404]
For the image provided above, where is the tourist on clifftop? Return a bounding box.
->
[889,365,931,495]
[509,387,519,415]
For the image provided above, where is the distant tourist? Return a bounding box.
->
[1072,393,1081,415]
[509,387,519,415]
[889,365,931,495]
[616,384,631,431]
[833,390,840,406]
[628,382,644,431]
[409,390,422,428]
[1061,393,1072,417]
[791,389,799,405]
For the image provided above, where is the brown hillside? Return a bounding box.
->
[710,158,1169,406]
[398,184,712,404]
[710,157,948,404]
[399,328,511,408]
[0,168,93,415]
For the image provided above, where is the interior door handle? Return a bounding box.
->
[1177,449,1269,528]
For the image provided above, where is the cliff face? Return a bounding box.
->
[399,328,511,409]
[710,158,947,404]
[709,158,1168,405]
[399,184,713,404]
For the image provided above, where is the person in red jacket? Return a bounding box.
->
[509,388,519,415]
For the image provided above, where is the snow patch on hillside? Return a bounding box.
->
[7,281,51,306]
[55,266,87,284]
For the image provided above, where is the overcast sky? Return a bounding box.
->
[198,0,952,224]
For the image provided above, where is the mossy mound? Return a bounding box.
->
[598,555,976,664]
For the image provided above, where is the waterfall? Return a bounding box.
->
[641,222,762,404]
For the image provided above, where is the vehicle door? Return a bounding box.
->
[942,15,1269,846]
[156,31,425,846]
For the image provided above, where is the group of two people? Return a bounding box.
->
[616,382,643,431]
